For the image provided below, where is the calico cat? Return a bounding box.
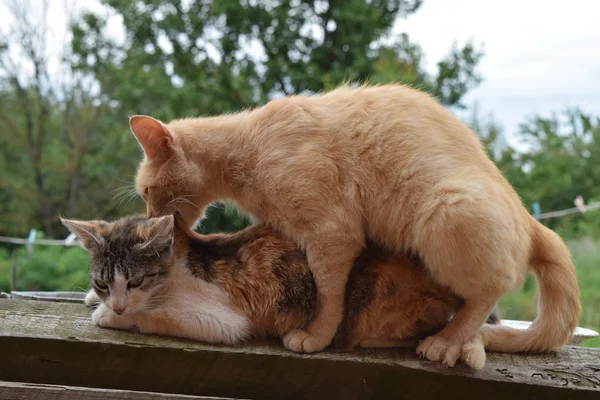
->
[62,214,498,370]
[128,84,580,365]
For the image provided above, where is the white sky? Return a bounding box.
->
[1,0,599,149]
[400,0,600,148]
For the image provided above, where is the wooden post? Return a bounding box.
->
[8,247,16,292]
[0,299,599,400]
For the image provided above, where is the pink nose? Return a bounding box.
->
[111,304,125,315]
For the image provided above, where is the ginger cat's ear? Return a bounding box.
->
[60,218,106,253]
[129,115,175,159]
[135,215,175,255]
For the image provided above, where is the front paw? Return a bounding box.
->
[283,329,331,353]
[416,335,462,368]
[91,304,135,330]
[84,289,101,307]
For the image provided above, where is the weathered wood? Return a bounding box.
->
[0,299,599,400]
[0,381,239,400]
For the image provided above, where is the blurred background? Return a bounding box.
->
[0,0,598,345]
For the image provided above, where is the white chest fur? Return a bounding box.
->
[159,265,253,345]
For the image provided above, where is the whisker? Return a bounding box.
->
[114,178,134,185]
[124,191,142,207]
[169,197,200,210]
[110,185,139,206]
[67,274,91,292]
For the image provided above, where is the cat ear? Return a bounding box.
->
[129,115,175,159]
[60,218,106,253]
[136,215,175,255]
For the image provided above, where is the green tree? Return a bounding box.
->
[69,0,484,232]
[70,0,484,117]
[470,106,600,238]
[514,109,600,237]
[0,0,143,238]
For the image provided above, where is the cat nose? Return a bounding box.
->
[111,303,126,315]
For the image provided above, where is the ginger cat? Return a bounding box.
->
[62,214,499,370]
[129,84,580,367]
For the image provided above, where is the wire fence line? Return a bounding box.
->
[0,236,80,246]
[538,201,600,219]
[0,198,599,248]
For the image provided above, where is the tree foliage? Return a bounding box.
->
[2,1,600,340]
[62,0,484,235]
[70,0,482,120]
[0,1,599,268]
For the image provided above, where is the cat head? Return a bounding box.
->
[130,115,208,228]
[61,214,175,315]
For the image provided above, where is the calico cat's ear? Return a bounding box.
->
[60,218,106,253]
[129,115,175,159]
[135,215,175,256]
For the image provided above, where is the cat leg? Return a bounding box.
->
[84,289,101,307]
[460,331,486,370]
[359,336,486,370]
[412,195,526,367]
[416,295,498,367]
[283,232,363,353]
[135,307,252,345]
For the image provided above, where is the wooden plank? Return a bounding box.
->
[0,381,239,400]
[0,299,599,400]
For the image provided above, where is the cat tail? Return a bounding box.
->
[480,216,581,353]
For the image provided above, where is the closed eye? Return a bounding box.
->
[127,276,145,289]
[93,279,108,292]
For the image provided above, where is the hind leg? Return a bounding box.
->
[413,197,528,367]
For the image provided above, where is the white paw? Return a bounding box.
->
[91,304,108,325]
[283,329,331,353]
[91,304,135,330]
[84,289,101,307]
[416,335,461,367]
[461,341,486,370]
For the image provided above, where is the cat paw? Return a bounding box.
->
[84,289,101,307]
[416,335,462,367]
[91,304,108,325]
[91,304,135,330]
[283,329,330,353]
[461,341,486,370]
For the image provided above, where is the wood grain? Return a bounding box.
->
[0,381,241,399]
[1,299,599,399]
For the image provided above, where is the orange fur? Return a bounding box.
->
[172,219,465,349]
[130,84,581,365]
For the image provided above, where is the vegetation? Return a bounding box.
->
[1,1,598,346]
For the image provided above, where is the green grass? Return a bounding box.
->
[499,240,600,348]
[0,245,90,293]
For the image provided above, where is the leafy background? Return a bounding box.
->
[1,0,598,347]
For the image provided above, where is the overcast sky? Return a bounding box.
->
[2,0,599,149]
[400,0,600,148]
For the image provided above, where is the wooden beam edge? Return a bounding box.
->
[1,299,599,399]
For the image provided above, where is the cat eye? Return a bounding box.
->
[128,276,145,289]
[142,187,149,199]
[94,279,108,290]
